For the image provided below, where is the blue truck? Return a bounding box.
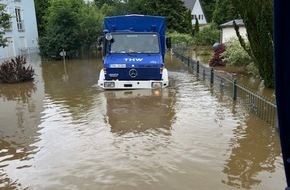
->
[97,14,170,90]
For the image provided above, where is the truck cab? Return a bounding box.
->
[97,14,169,90]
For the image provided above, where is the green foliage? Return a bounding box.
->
[34,0,50,37]
[144,0,191,34]
[200,0,215,22]
[233,20,253,59]
[167,31,193,44]
[39,0,104,60]
[221,39,252,67]
[194,18,199,35]
[232,0,274,88]
[185,9,193,35]
[79,4,104,49]
[0,4,12,48]
[94,0,116,8]
[100,3,115,15]
[212,0,237,25]
[221,39,258,76]
[103,0,192,35]
[193,23,220,46]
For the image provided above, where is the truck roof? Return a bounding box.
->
[103,14,165,36]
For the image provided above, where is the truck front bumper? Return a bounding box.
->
[98,69,169,90]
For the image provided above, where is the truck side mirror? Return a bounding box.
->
[97,36,103,51]
[97,45,102,51]
[166,37,171,49]
[98,36,103,46]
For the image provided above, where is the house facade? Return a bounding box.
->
[182,0,207,25]
[0,0,39,60]
[219,19,247,43]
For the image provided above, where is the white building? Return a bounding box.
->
[182,0,207,25]
[0,0,39,60]
[219,19,247,43]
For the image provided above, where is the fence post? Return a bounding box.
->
[188,57,190,67]
[197,61,200,73]
[233,78,237,101]
[210,67,214,84]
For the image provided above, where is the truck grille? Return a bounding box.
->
[105,68,162,80]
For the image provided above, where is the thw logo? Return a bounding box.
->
[124,58,143,62]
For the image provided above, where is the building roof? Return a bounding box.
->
[219,19,244,28]
[182,0,196,10]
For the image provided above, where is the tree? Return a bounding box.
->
[200,0,215,22]
[39,0,103,59]
[94,0,116,8]
[193,23,220,46]
[194,17,199,36]
[212,0,237,26]
[34,0,50,37]
[0,4,12,48]
[97,0,192,34]
[232,0,274,88]
[185,9,193,35]
[141,0,191,34]
[79,4,104,51]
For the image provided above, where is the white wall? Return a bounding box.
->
[221,27,247,43]
[0,0,39,60]
[191,0,207,25]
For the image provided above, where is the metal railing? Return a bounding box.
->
[19,47,39,56]
[172,47,277,127]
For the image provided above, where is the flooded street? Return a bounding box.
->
[0,53,286,189]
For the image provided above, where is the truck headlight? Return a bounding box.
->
[105,33,113,41]
[151,82,162,89]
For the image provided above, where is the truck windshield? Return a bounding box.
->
[110,33,160,54]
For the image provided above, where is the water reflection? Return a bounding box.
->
[0,82,36,102]
[0,54,44,189]
[103,89,175,135]
[222,105,283,189]
[41,58,102,122]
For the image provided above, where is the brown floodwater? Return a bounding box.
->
[0,53,286,190]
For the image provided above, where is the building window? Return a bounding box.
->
[15,8,24,30]
[14,0,21,2]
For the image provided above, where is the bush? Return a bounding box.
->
[221,38,259,76]
[193,23,220,46]
[209,43,226,66]
[167,31,194,45]
[0,56,35,83]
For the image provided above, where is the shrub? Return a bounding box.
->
[0,56,35,83]
[209,43,226,66]
[167,31,194,45]
[221,38,259,76]
[193,23,221,46]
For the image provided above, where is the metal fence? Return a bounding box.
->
[172,47,277,127]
